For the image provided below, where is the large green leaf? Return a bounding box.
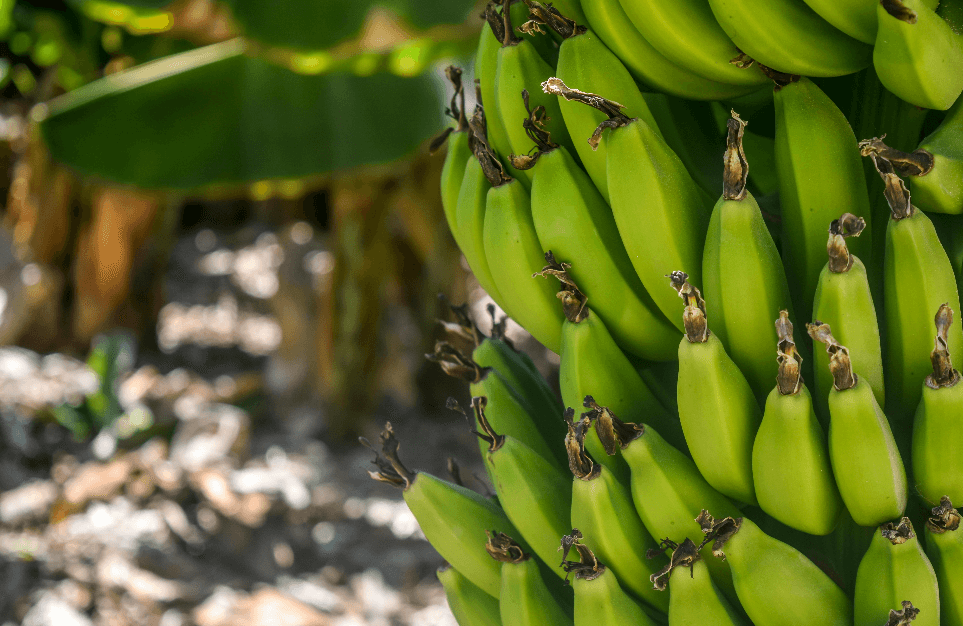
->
[37,39,444,190]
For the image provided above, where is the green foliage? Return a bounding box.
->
[38,39,445,189]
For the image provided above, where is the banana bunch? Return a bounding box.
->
[366,0,963,621]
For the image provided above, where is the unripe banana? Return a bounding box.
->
[483,175,565,352]
[614,417,741,602]
[912,304,963,506]
[774,77,874,325]
[913,98,963,214]
[617,0,770,86]
[753,311,842,535]
[808,321,908,527]
[525,6,661,203]
[451,120,507,308]
[486,531,572,626]
[874,0,963,111]
[543,79,712,331]
[671,271,761,505]
[471,397,572,578]
[495,7,574,188]
[559,530,659,626]
[649,538,749,626]
[535,255,684,467]
[854,518,940,626]
[437,67,473,234]
[812,214,885,423]
[924,497,963,626]
[363,423,522,598]
[520,111,679,361]
[700,511,853,625]
[801,0,938,42]
[707,0,872,77]
[430,347,565,473]
[703,111,797,400]
[565,412,669,612]
[437,563,502,626]
[863,153,963,430]
[579,0,760,100]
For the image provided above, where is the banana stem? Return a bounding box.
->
[826,213,866,273]
[926,496,962,534]
[723,111,749,201]
[500,0,521,46]
[467,104,513,187]
[776,310,803,395]
[927,303,961,389]
[885,602,921,626]
[858,136,934,177]
[559,530,607,581]
[509,90,560,169]
[669,270,709,343]
[879,517,915,544]
[426,340,489,382]
[533,251,588,322]
[541,77,631,149]
[881,0,917,22]
[582,395,645,451]
[564,407,602,480]
[523,0,585,39]
[470,396,507,451]
[869,154,915,220]
[806,321,857,391]
[486,530,531,562]
[649,538,702,591]
[360,422,416,489]
[695,510,742,557]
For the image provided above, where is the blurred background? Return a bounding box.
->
[0,1,557,624]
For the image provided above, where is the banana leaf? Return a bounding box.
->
[37,38,445,190]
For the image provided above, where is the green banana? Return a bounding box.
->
[437,67,473,234]
[707,0,872,77]
[363,423,521,598]
[753,310,843,535]
[808,321,908,527]
[874,0,963,111]
[520,105,680,361]
[483,174,565,352]
[914,96,963,214]
[495,5,574,188]
[430,347,565,473]
[802,0,937,43]
[812,213,885,424]
[671,271,762,505]
[437,563,502,626]
[476,3,523,184]
[865,153,963,428]
[612,415,742,602]
[559,530,659,626]
[775,77,874,325]
[650,538,750,626]
[526,5,662,203]
[699,512,853,625]
[471,397,572,577]
[535,255,685,465]
[579,0,760,100]
[543,79,711,330]
[912,303,963,506]
[854,518,940,626]
[924,497,963,626]
[451,124,507,309]
[931,214,963,299]
[616,0,770,86]
[565,412,669,612]
[486,531,572,626]
[702,111,796,401]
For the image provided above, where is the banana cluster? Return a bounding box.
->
[370,0,963,623]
